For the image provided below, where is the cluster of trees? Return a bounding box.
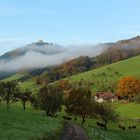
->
[97,37,140,65]
[0,81,63,116]
[34,45,140,86]
[0,80,119,129]
[1,75,140,129]
[35,56,94,85]
[0,81,32,110]
[66,87,119,128]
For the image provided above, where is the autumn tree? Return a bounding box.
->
[0,81,17,109]
[58,80,70,91]
[66,87,95,125]
[117,77,140,99]
[37,85,63,116]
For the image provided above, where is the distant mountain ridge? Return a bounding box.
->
[1,36,140,62]
[0,36,140,78]
[0,40,66,61]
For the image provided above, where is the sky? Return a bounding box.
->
[0,0,140,55]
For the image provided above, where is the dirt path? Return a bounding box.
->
[61,122,89,140]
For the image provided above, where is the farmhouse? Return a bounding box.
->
[95,91,118,103]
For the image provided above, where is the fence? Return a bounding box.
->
[84,125,107,140]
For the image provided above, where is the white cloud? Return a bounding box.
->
[0,44,106,72]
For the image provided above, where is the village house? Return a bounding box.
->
[94,91,118,103]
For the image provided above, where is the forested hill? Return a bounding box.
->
[1,36,140,81]
[33,36,140,84]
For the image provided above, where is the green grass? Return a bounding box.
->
[73,117,140,140]
[84,121,140,140]
[71,102,140,140]
[1,56,140,140]
[3,73,25,82]
[3,55,140,93]
[3,74,40,93]
[57,101,140,140]
[0,101,140,140]
[19,79,41,93]
[114,102,140,119]
[0,102,63,140]
[70,55,140,81]
[68,55,140,92]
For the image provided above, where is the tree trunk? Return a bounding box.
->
[23,102,26,111]
[6,100,9,109]
[82,116,85,125]
[45,110,48,116]
[104,120,107,129]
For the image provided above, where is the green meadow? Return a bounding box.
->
[6,55,140,93]
[1,55,140,140]
[0,102,63,140]
[71,55,140,81]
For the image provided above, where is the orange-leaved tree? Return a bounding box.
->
[117,76,140,99]
[58,80,70,91]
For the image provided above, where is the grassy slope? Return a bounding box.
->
[0,101,139,140]
[0,102,63,140]
[76,102,140,140]
[115,102,140,119]
[3,74,40,93]
[19,79,41,93]
[68,55,140,92]
[1,55,140,139]
[67,55,140,140]
[59,103,140,140]
[84,119,140,140]
[4,55,140,93]
[70,55,140,81]
[3,73,25,82]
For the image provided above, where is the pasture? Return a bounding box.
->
[0,102,63,140]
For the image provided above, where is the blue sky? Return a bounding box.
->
[0,0,140,55]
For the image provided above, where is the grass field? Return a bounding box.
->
[1,55,140,139]
[113,102,140,119]
[4,55,140,93]
[0,102,63,140]
[19,79,41,93]
[68,55,140,92]
[84,120,140,140]
[56,101,140,140]
[70,55,140,81]
[0,100,140,140]
[3,73,25,82]
[71,102,140,140]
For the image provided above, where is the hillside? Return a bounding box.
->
[0,40,65,61]
[69,55,140,91]
[0,103,63,140]
[3,73,25,82]
[4,55,140,93]
[70,55,140,81]
[1,36,140,80]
